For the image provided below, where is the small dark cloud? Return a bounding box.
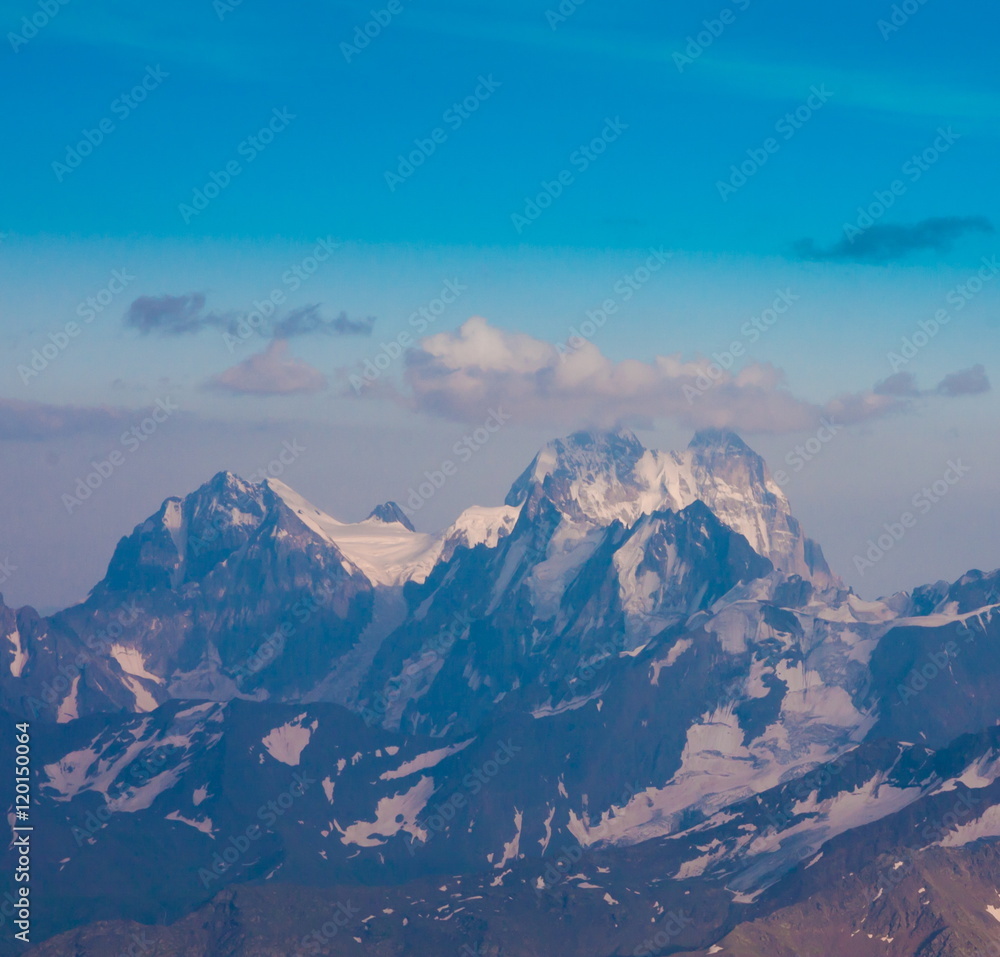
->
[0,398,133,440]
[124,294,375,340]
[937,363,990,396]
[873,365,990,399]
[124,293,229,335]
[272,304,375,338]
[874,372,921,397]
[793,216,994,263]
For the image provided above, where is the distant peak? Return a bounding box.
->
[687,428,754,454]
[564,426,642,450]
[198,470,257,499]
[366,501,416,532]
[208,469,245,486]
[505,427,648,508]
[549,427,648,467]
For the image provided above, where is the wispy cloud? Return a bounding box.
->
[873,371,921,397]
[124,293,229,335]
[209,340,327,396]
[124,293,374,339]
[272,304,375,338]
[937,363,990,397]
[402,10,1000,129]
[874,365,990,398]
[0,398,139,440]
[794,217,993,263]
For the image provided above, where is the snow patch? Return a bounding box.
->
[262,713,317,766]
[6,629,27,677]
[338,777,434,847]
[165,810,214,836]
[379,739,474,780]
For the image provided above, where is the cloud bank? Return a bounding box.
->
[874,364,990,398]
[0,398,149,440]
[372,317,985,434]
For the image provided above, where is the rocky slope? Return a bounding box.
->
[7,428,1000,956]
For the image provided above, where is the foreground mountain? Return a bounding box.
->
[6,428,1000,956]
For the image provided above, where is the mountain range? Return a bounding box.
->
[7,427,1000,957]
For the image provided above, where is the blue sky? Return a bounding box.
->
[1,0,998,608]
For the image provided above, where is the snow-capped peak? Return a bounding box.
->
[504,428,835,585]
[264,479,438,586]
[686,427,754,454]
[263,481,517,586]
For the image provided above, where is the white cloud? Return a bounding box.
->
[210,340,326,396]
[397,317,905,433]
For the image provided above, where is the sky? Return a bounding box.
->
[1,0,998,609]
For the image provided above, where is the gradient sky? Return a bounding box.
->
[1,0,998,609]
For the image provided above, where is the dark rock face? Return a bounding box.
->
[366,501,416,532]
[7,429,1000,957]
